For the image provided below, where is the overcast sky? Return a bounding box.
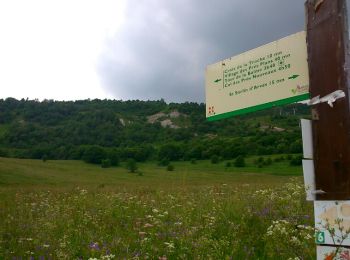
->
[1,0,308,102]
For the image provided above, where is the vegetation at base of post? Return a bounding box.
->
[0,157,314,259]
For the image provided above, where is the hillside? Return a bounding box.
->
[0,98,310,163]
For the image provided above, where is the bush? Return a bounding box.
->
[0,148,8,157]
[234,155,246,167]
[258,157,264,163]
[211,155,220,164]
[290,155,302,166]
[190,159,197,164]
[158,158,170,166]
[83,145,106,164]
[225,162,232,167]
[264,158,272,166]
[167,164,174,171]
[107,150,119,166]
[42,154,48,162]
[126,158,138,173]
[101,159,111,168]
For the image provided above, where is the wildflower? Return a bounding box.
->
[164,242,175,250]
[304,234,313,240]
[43,244,50,248]
[152,208,159,213]
[144,223,153,228]
[89,242,100,251]
[291,236,299,244]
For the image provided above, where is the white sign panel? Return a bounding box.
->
[315,201,350,246]
[301,119,313,159]
[206,31,310,121]
[302,159,316,201]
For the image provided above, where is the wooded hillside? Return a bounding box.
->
[0,98,310,163]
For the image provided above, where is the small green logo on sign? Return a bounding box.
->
[214,79,222,83]
[315,231,325,244]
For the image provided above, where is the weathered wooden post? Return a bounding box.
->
[305,0,350,257]
[306,0,350,201]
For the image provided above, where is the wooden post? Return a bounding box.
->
[306,0,350,200]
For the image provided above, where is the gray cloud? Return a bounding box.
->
[97,0,305,102]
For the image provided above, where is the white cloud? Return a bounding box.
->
[0,0,126,100]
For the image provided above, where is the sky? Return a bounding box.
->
[1,0,309,102]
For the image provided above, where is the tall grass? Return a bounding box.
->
[0,158,314,259]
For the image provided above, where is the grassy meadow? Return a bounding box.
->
[0,156,315,259]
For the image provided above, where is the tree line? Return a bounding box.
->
[0,98,310,165]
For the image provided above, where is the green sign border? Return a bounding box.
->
[207,93,310,122]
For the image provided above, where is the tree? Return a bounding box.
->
[158,143,183,161]
[234,155,245,167]
[290,155,302,166]
[106,149,119,166]
[126,158,138,173]
[158,158,170,166]
[101,159,111,168]
[211,155,220,164]
[82,145,106,164]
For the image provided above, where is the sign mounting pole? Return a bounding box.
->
[305,0,350,200]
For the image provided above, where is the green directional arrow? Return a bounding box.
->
[214,79,222,83]
[288,74,299,80]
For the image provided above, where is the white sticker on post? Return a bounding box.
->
[301,119,313,159]
[302,159,316,201]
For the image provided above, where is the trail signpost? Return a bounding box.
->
[205,0,350,258]
[306,0,350,257]
[206,31,310,121]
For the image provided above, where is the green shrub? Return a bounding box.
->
[126,158,138,173]
[234,155,246,167]
[101,159,111,168]
[83,145,106,164]
[258,157,265,163]
[166,164,174,171]
[190,159,197,164]
[290,155,302,166]
[42,154,48,162]
[264,158,272,166]
[158,158,170,166]
[211,155,220,164]
[107,150,119,166]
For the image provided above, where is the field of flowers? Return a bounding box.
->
[0,178,314,259]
